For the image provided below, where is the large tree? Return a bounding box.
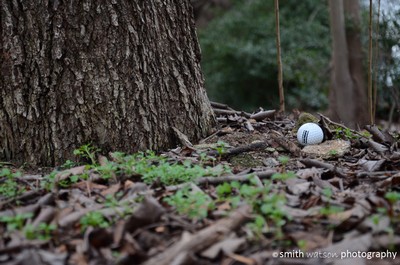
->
[327,0,368,128]
[0,0,215,166]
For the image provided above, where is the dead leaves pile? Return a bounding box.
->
[0,106,400,265]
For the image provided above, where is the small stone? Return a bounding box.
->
[301,139,350,158]
[263,157,279,167]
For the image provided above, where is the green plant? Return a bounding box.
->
[198,152,217,165]
[80,211,110,231]
[164,186,215,219]
[73,144,100,165]
[319,205,345,216]
[0,168,25,198]
[95,160,118,180]
[41,171,57,191]
[214,141,229,157]
[0,213,33,231]
[216,182,233,197]
[215,178,290,239]
[102,194,133,218]
[328,150,338,156]
[271,171,296,181]
[24,223,57,240]
[319,188,344,217]
[58,172,89,188]
[117,151,230,185]
[277,156,289,166]
[333,127,358,140]
[385,191,400,204]
[322,187,333,198]
[271,156,296,181]
[60,160,76,170]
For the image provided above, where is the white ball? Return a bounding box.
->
[297,123,324,145]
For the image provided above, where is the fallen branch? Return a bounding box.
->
[299,158,348,178]
[142,205,251,265]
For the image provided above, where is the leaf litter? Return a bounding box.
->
[0,104,399,265]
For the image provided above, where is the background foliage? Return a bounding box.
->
[199,0,400,120]
[199,0,331,111]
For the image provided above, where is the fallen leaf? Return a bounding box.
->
[201,233,246,259]
[124,196,165,233]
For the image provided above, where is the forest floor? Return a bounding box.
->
[0,103,399,265]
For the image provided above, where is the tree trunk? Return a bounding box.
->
[328,0,356,128]
[0,0,215,166]
[344,0,369,127]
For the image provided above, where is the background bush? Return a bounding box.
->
[199,0,331,111]
[199,0,400,120]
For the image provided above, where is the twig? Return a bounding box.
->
[318,113,367,139]
[244,120,254,132]
[356,171,397,179]
[269,130,301,155]
[250,110,276,121]
[0,190,40,209]
[207,141,268,157]
[210,101,235,111]
[367,139,388,154]
[300,158,348,178]
[142,205,251,265]
[213,108,252,119]
[199,129,221,144]
[166,170,276,192]
[0,240,49,255]
[364,125,392,143]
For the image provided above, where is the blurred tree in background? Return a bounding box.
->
[198,0,331,111]
[369,1,400,125]
[197,0,400,125]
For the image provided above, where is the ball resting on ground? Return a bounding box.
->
[297,123,324,145]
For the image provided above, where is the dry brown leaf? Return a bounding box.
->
[201,233,246,259]
[101,182,121,196]
[124,196,165,233]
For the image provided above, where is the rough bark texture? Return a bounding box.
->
[344,0,369,127]
[0,0,215,166]
[328,0,356,128]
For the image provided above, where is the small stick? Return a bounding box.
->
[318,113,367,139]
[207,141,268,157]
[250,110,276,121]
[364,125,392,143]
[356,171,397,178]
[213,109,252,119]
[269,130,301,155]
[210,101,235,111]
[166,170,276,192]
[300,158,347,178]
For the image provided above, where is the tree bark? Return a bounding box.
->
[344,0,369,127]
[0,0,215,166]
[328,0,356,128]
